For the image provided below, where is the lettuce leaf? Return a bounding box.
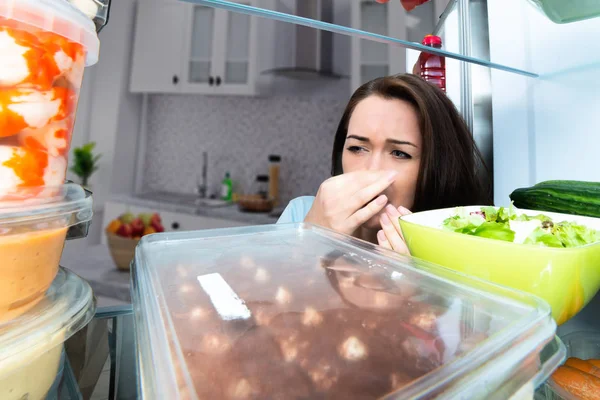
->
[552,222,600,248]
[523,227,564,248]
[441,204,600,248]
[472,222,515,242]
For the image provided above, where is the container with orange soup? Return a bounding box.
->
[0,0,99,201]
[0,183,92,322]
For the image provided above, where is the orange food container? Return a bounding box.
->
[0,0,99,201]
[0,183,92,322]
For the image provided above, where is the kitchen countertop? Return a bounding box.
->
[109,193,281,225]
[61,242,131,303]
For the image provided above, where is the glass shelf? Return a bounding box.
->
[180,0,600,79]
[181,0,538,78]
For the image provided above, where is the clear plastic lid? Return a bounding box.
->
[0,0,100,65]
[0,183,93,232]
[0,267,95,364]
[66,0,111,33]
[131,224,565,400]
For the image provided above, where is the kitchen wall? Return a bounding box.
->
[142,93,346,204]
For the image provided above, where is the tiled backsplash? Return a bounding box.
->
[142,94,347,204]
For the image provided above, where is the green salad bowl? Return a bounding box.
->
[399,205,600,325]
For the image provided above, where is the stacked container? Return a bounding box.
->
[0,0,102,397]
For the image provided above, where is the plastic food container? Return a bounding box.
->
[131,223,566,400]
[0,183,92,322]
[67,0,111,33]
[0,0,99,201]
[525,0,600,24]
[542,331,600,399]
[0,266,95,400]
[399,206,600,326]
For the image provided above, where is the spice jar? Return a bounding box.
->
[255,175,269,199]
[268,155,281,206]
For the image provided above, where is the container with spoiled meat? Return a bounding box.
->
[0,183,92,322]
[0,267,95,400]
[0,0,99,201]
[131,223,566,400]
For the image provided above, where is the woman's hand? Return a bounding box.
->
[304,170,398,236]
[377,204,412,255]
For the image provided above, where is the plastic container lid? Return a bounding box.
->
[0,0,100,66]
[0,267,95,366]
[131,223,566,400]
[68,0,111,33]
[0,183,93,231]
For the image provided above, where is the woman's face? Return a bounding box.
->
[342,95,422,229]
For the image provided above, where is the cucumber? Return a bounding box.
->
[509,180,600,218]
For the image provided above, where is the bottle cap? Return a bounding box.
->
[422,34,442,47]
[269,155,282,162]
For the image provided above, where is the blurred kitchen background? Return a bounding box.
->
[64,0,447,249]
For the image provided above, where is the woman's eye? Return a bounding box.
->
[391,150,411,159]
[347,146,366,153]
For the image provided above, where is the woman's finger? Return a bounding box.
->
[377,230,392,249]
[343,171,397,216]
[380,213,410,255]
[321,170,395,216]
[345,194,388,231]
[399,206,412,216]
[384,204,405,241]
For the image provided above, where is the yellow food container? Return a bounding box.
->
[399,206,600,325]
[0,267,95,400]
[0,183,92,322]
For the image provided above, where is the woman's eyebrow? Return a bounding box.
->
[347,135,417,148]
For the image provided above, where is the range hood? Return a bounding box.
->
[261,0,344,80]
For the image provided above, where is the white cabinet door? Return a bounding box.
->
[101,201,251,245]
[219,1,258,95]
[180,4,220,94]
[351,0,406,91]
[129,1,187,93]
[182,0,259,95]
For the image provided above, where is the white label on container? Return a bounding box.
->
[197,273,251,321]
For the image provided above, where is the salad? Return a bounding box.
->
[442,205,600,248]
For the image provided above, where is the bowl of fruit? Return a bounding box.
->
[105,212,164,271]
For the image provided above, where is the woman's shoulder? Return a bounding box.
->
[276,196,315,224]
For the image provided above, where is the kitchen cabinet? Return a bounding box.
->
[350,0,407,91]
[129,1,187,93]
[101,201,251,245]
[130,0,259,95]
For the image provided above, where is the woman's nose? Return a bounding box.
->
[366,154,383,171]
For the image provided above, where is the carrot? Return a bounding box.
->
[589,359,600,368]
[565,357,600,378]
[552,365,600,400]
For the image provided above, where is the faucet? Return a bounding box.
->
[197,151,208,199]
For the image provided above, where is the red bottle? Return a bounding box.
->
[417,34,446,92]
[401,0,430,12]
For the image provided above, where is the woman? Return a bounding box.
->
[277,74,491,255]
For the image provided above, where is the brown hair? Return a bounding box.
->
[331,74,492,211]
